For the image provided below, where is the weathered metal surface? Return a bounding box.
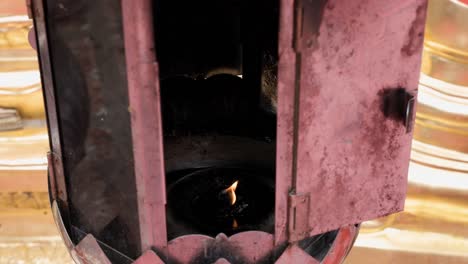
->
[168,234,213,263]
[274,0,296,246]
[168,232,274,263]
[51,204,167,264]
[17,226,350,264]
[277,0,428,237]
[133,250,165,264]
[121,0,167,253]
[30,0,68,205]
[228,231,274,262]
[288,192,311,242]
[74,235,112,264]
[275,245,320,264]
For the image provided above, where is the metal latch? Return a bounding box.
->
[405,95,415,133]
[289,192,310,242]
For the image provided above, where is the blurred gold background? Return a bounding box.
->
[0,0,467,263]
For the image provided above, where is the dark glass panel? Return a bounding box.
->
[45,0,139,258]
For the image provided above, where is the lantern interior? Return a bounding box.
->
[153,0,280,240]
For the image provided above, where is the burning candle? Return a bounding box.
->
[223,180,239,205]
[222,180,240,229]
[166,168,274,238]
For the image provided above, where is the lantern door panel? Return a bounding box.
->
[277,0,427,238]
[32,0,152,258]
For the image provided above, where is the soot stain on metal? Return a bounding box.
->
[401,2,427,56]
[362,96,402,188]
[379,87,411,125]
[359,93,405,214]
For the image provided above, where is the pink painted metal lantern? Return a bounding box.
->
[30,0,427,263]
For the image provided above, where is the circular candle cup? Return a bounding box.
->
[167,167,275,238]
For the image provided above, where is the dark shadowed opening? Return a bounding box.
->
[153,0,280,240]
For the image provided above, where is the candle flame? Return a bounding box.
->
[224,180,239,205]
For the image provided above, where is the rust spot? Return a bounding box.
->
[379,87,412,125]
[401,3,427,56]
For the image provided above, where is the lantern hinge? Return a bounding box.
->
[293,0,327,52]
[288,192,310,242]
